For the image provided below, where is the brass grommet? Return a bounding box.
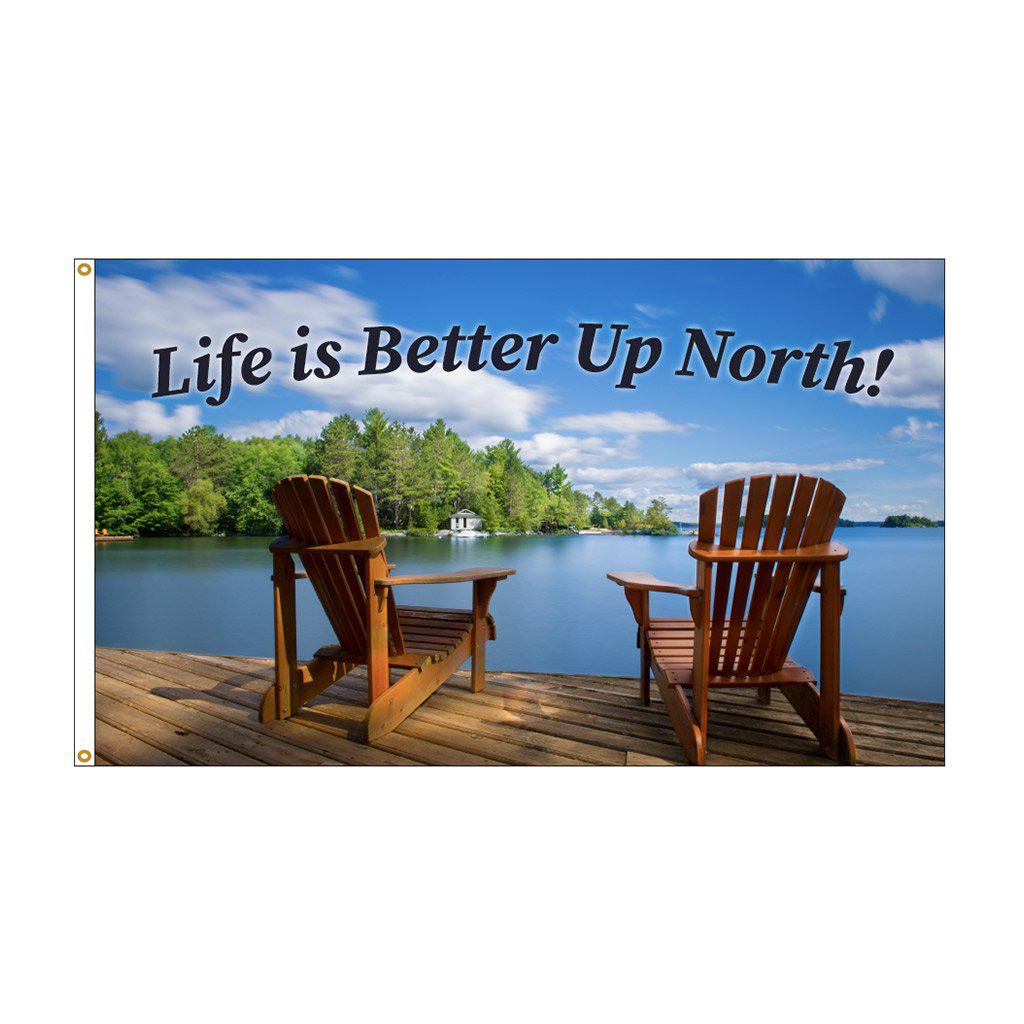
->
[77,749,92,763]
[77,263,92,276]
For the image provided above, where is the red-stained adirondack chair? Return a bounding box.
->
[608,474,855,765]
[261,475,514,741]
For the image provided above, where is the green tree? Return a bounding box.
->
[170,425,231,487]
[542,463,570,496]
[95,430,183,535]
[314,414,363,481]
[181,478,227,533]
[642,497,677,535]
[223,436,306,534]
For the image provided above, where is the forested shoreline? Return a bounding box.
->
[94,409,677,537]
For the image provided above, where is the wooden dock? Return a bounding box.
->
[93,647,944,766]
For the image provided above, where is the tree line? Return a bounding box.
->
[880,514,942,528]
[94,409,678,537]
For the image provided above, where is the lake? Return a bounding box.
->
[95,528,944,702]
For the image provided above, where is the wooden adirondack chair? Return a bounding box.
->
[608,474,855,765]
[261,475,514,741]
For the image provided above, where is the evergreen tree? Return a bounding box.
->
[314,414,363,481]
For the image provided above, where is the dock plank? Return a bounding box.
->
[92,649,944,767]
[95,719,187,766]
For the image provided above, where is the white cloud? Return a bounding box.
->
[633,302,674,319]
[848,337,943,409]
[684,458,884,489]
[223,410,335,440]
[853,259,944,305]
[886,416,943,442]
[845,499,934,519]
[96,270,546,435]
[599,485,702,518]
[572,465,680,486]
[800,260,826,273]
[869,293,888,323]
[96,393,201,437]
[473,429,696,514]
[295,354,545,434]
[96,271,380,392]
[476,432,639,468]
[552,411,696,434]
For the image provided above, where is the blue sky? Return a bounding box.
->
[95,259,944,520]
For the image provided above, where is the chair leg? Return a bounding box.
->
[640,643,651,706]
[781,681,856,765]
[818,562,842,758]
[660,680,706,765]
[269,551,298,721]
[471,579,496,694]
[471,621,486,693]
[757,685,771,704]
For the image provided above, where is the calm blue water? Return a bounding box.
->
[95,528,944,702]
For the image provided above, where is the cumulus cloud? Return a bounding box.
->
[294,354,545,434]
[96,270,546,435]
[869,293,888,323]
[849,337,943,409]
[572,465,680,486]
[223,410,335,440]
[96,271,379,391]
[552,411,696,434]
[853,259,944,305]
[684,458,884,489]
[96,393,201,437]
[465,432,639,468]
[886,416,943,442]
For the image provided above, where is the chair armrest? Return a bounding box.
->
[688,540,848,564]
[606,571,700,598]
[376,567,515,589]
[270,535,386,556]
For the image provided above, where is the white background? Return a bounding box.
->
[5,1,1020,1021]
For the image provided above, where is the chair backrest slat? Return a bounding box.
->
[696,473,845,679]
[707,478,744,674]
[697,487,718,543]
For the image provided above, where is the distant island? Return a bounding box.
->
[839,515,943,528]
[878,514,943,528]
